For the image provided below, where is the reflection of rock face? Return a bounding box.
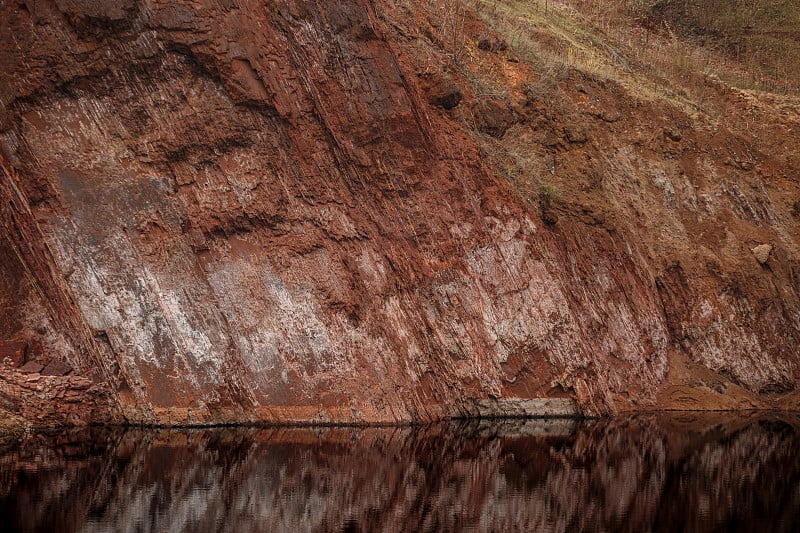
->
[1,415,799,532]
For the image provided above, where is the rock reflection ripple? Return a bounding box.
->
[1,414,798,532]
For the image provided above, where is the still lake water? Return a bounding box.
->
[1,414,798,532]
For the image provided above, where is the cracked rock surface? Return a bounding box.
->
[1,0,799,425]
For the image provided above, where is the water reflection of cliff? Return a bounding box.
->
[1,414,798,532]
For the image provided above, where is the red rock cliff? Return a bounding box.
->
[1,0,799,425]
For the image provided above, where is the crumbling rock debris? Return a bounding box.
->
[564,124,589,144]
[663,127,682,141]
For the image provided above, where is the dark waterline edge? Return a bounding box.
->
[4,407,800,443]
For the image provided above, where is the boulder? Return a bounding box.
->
[19,361,44,374]
[41,359,74,376]
[752,244,773,265]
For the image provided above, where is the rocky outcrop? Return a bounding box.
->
[0,0,798,426]
[0,366,115,428]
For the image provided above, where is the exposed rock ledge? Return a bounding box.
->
[0,366,117,431]
[471,398,580,418]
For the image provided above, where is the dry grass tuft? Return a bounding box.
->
[468,0,800,106]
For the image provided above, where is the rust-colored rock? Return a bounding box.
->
[0,341,26,368]
[752,244,773,265]
[41,359,73,377]
[0,0,798,427]
[0,366,116,428]
[19,361,44,374]
[421,70,463,109]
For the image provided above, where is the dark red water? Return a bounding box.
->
[1,414,798,532]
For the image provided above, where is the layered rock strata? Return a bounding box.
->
[0,0,798,425]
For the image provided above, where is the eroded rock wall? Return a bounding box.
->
[0,0,798,424]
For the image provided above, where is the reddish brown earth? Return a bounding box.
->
[0,0,798,428]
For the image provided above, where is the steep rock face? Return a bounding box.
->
[0,0,798,424]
